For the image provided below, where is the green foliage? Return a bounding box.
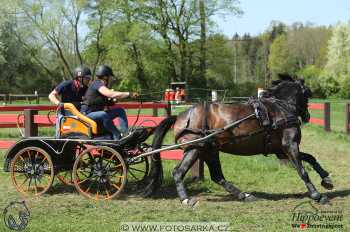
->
[205,34,235,88]
[322,22,350,98]
[296,65,324,97]
[0,16,56,94]
[232,82,261,97]
[319,75,341,97]
[269,34,295,78]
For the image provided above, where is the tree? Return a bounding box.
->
[139,0,242,86]
[324,23,350,78]
[199,0,206,86]
[268,34,295,77]
[287,24,331,69]
[0,14,54,93]
[322,22,350,98]
[14,0,91,78]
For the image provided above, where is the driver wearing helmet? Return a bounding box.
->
[48,66,92,110]
[81,65,138,140]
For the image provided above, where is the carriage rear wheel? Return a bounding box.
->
[10,147,54,197]
[73,146,127,200]
[126,156,150,193]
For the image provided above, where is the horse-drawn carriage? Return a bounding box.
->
[3,103,153,200]
[4,78,334,205]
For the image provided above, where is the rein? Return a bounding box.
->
[128,91,163,132]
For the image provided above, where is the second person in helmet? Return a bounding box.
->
[49,65,92,137]
[49,66,92,109]
[81,65,138,140]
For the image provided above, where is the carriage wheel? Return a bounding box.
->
[126,156,150,192]
[10,147,54,197]
[56,144,85,186]
[73,146,127,200]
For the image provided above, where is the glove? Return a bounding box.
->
[107,98,117,105]
[130,92,140,98]
[57,102,65,109]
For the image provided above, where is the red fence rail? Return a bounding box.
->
[0,102,171,112]
[308,102,330,132]
[0,102,171,127]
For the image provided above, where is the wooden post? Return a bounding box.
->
[191,159,204,180]
[152,107,158,117]
[346,103,350,134]
[164,102,172,117]
[24,109,38,137]
[324,102,331,132]
[9,94,12,104]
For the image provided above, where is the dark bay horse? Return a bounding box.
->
[143,80,333,206]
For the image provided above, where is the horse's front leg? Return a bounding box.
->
[282,128,329,204]
[172,148,201,207]
[275,152,334,190]
[299,152,333,190]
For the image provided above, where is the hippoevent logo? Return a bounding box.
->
[291,201,343,231]
[3,201,30,231]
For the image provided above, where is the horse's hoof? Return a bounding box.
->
[318,195,330,205]
[188,197,199,207]
[181,198,199,207]
[310,191,321,201]
[239,192,259,202]
[321,177,334,190]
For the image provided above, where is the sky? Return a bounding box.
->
[214,0,350,38]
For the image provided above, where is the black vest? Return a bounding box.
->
[83,80,108,112]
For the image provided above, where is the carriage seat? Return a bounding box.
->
[59,103,98,138]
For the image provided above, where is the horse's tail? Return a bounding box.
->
[141,115,177,197]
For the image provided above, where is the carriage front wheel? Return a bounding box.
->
[10,147,54,197]
[72,146,127,200]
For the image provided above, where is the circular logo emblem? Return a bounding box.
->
[3,201,30,231]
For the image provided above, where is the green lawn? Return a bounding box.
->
[0,124,349,232]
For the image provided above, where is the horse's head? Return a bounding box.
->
[263,79,312,123]
[297,79,312,123]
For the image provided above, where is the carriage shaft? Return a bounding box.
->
[128,114,256,163]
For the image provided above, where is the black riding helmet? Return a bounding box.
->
[74,66,92,78]
[96,65,114,77]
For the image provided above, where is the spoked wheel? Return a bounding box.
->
[126,156,150,193]
[10,147,54,197]
[56,144,86,186]
[73,146,127,200]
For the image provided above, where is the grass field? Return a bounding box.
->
[0,100,349,231]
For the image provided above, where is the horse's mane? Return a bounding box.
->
[263,79,300,100]
[266,73,297,97]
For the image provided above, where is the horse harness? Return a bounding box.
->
[176,99,300,153]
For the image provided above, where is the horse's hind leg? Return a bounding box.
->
[172,148,201,206]
[299,152,333,190]
[203,150,257,202]
[282,128,328,204]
